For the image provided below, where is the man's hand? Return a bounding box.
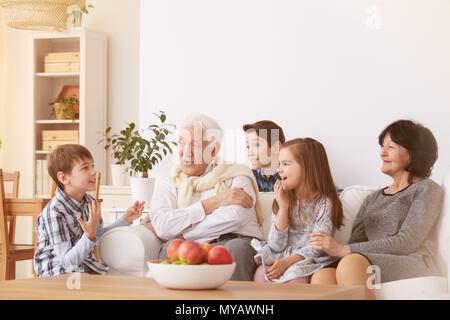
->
[201,187,254,214]
[78,200,102,241]
[308,231,350,258]
[125,201,145,224]
[220,187,254,208]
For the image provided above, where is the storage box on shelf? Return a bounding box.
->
[42,130,79,151]
[32,28,107,198]
[44,52,80,73]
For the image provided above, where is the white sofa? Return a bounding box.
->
[98,171,450,299]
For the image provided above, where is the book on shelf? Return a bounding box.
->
[35,160,43,196]
[43,159,52,195]
[44,52,80,73]
[35,159,53,196]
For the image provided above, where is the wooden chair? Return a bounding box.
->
[3,171,19,244]
[50,172,101,260]
[0,169,35,280]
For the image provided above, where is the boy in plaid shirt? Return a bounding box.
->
[34,144,145,277]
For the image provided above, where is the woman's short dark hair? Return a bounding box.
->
[378,120,438,182]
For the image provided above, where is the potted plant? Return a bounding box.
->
[49,94,79,120]
[127,111,177,208]
[67,3,95,29]
[98,122,138,186]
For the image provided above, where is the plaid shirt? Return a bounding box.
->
[34,187,129,277]
[252,169,281,192]
[252,168,344,195]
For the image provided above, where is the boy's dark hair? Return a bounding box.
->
[378,119,438,183]
[47,144,93,190]
[242,120,286,146]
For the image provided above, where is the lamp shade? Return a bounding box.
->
[0,0,86,31]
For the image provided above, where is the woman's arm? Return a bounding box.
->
[308,197,368,258]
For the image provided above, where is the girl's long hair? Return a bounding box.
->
[272,138,344,229]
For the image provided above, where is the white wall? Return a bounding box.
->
[0,11,35,279]
[140,0,450,188]
[83,0,140,183]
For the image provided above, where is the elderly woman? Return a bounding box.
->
[308,120,443,299]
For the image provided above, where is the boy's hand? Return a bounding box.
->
[125,201,145,224]
[78,200,101,241]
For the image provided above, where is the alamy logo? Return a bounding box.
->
[66,272,81,290]
[366,265,381,289]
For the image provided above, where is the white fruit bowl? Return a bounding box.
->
[147,261,236,290]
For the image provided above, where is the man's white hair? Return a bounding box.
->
[178,113,224,145]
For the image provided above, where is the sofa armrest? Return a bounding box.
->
[98,225,164,277]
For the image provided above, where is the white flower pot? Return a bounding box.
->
[130,177,155,209]
[110,164,129,186]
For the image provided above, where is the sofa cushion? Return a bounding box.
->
[430,171,450,278]
[335,185,379,244]
[98,225,163,277]
[375,276,448,299]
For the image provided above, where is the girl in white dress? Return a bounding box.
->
[253,138,344,283]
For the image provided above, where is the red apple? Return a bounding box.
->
[166,239,184,262]
[201,243,213,262]
[207,245,234,265]
[178,240,205,265]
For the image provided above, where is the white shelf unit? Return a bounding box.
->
[35,72,80,78]
[32,28,107,197]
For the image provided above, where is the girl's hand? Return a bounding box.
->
[265,258,290,280]
[308,231,350,258]
[274,180,289,212]
[125,201,145,224]
[78,200,102,241]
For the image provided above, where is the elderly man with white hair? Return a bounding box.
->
[142,114,264,280]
